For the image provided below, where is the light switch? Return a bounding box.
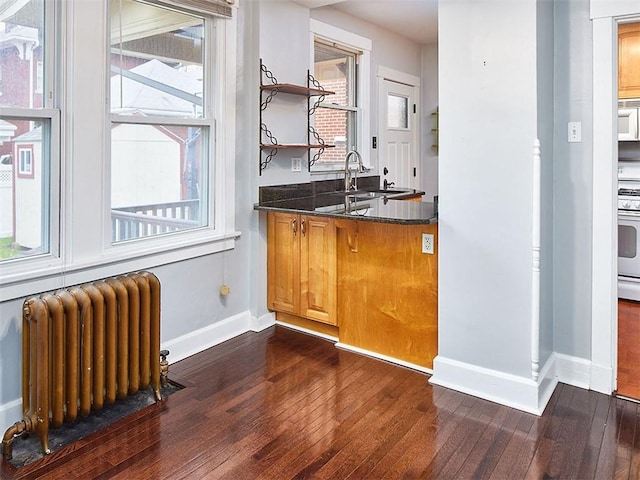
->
[568,122,582,143]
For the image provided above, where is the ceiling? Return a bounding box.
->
[291,0,438,45]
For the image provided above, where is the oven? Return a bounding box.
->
[619,211,640,276]
[618,162,640,300]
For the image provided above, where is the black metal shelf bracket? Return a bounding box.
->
[308,125,327,167]
[308,73,327,115]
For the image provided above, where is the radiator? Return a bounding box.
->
[2,271,164,460]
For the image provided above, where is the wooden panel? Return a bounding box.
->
[618,299,640,399]
[619,23,640,99]
[337,220,438,369]
[299,216,337,325]
[267,212,299,314]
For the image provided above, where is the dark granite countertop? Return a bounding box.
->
[254,177,437,225]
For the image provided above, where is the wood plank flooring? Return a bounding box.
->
[618,299,640,399]
[2,325,640,479]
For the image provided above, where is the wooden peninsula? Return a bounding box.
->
[255,177,438,371]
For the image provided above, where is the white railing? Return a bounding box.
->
[111,199,200,242]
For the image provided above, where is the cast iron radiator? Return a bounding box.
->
[2,271,164,460]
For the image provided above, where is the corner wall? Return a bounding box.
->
[432,0,556,414]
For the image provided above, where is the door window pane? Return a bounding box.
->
[388,94,408,129]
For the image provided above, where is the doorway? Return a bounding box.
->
[377,67,420,190]
[617,21,640,400]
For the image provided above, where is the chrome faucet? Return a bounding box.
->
[344,150,364,191]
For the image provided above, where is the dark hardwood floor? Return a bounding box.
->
[2,325,640,479]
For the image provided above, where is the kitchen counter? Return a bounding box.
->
[254,177,437,225]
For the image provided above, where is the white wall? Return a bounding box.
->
[433,0,554,413]
[552,0,593,365]
[536,0,555,374]
[421,44,438,202]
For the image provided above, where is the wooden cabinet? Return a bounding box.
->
[267,212,337,325]
[619,23,640,99]
[336,220,438,369]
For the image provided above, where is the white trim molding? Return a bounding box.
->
[554,353,592,390]
[162,309,263,364]
[429,354,558,416]
[590,15,623,396]
[531,139,541,381]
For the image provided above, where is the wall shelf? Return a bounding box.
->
[259,59,335,174]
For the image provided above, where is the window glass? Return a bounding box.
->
[0,0,52,262]
[313,40,358,168]
[110,0,209,243]
[388,94,408,129]
[619,225,637,259]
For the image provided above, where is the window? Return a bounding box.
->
[109,0,213,243]
[17,147,34,177]
[387,94,409,129]
[310,21,371,172]
[313,40,359,168]
[0,0,58,263]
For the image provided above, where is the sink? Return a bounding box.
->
[370,189,410,194]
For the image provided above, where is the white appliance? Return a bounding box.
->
[619,108,639,141]
[618,162,640,300]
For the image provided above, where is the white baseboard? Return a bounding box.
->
[252,312,276,332]
[335,342,432,375]
[429,354,558,415]
[590,362,615,394]
[161,309,255,364]
[555,353,591,389]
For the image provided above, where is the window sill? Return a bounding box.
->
[0,230,240,302]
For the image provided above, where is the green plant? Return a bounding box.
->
[0,237,21,260]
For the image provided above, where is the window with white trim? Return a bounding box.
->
[310,21,371,172]
[0,0,58,263]
[17,147,33,177]
[109,0,219,243]
[313,40,359,167]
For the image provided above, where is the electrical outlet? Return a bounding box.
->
[422,233,434,254]
[291,157,302,172]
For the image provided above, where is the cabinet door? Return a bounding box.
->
[267,212,300,314]
[619,23,640,99]
[299,216,337,325]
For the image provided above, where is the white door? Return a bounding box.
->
[380,79,417,189]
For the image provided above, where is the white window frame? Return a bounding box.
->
[18,147,34,176]
[0,0,237,302]
[309,19,371,173]
[102,1,238,273]
[0,0,62,294]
